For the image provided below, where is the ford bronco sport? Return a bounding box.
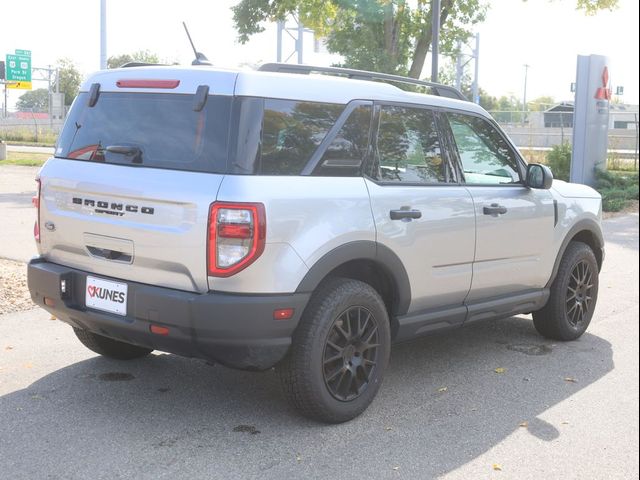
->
[27,63,604,423]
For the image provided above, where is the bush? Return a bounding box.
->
[545,143,571,181]
[595,170,639,212]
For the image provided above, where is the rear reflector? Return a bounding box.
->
[273,308,294,320]
[150,325,170,336]
[44,297,55,307]
[116,79,180,89]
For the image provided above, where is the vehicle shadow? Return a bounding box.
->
[0,315,613,479]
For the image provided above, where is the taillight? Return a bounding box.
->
[208,202,266,277]
[33,179,41,243]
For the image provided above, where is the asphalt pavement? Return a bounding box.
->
[0,196,638,478]
[0,166,39,262]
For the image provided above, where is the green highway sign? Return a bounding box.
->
[5,52,31,82]
[15,49,31,56]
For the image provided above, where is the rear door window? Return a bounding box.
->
[55,92,231,173]
[371,105,452,184]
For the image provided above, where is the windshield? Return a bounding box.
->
[55,92,231,173]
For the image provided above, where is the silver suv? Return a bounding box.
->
[28,63,604,423]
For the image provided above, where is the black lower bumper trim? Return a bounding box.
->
[27,258,310,370]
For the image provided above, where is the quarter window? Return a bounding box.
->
[261,99,343,175]
[372,106,449,184]
[314,104,372,177]
[447,113,521,185]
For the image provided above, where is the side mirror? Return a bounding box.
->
[526,163,553,190]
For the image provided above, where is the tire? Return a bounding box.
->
[279,278,391,423]
[533,241,599,341]
[73,327,153,360]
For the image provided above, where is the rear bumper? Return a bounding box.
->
[27,258,310,370]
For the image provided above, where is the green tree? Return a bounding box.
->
[234,0,488,78]
[16,88,49,111]
[54,58,82,106]
[528,95,556,111]
[233,0,618,79]
[107,50,160,69]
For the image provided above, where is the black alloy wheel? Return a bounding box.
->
[565,260,595,327]
[322,306,380,402]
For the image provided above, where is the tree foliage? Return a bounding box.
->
[233,0,618,79]
[107,50,161,69]
[55,58,82,106]
[234,0,488,78]
[16,88,49,112]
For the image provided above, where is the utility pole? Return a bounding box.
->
[472,33,480,104]
[276,21,284,62]
[455,40,463,91]
[100,0,107,69]
[431,0,441,82]
[522,63,530,126]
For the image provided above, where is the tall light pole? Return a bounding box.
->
[522,63,530,125]
[431,0,441,82]
[100,0,107,69]
[472,33,480,104]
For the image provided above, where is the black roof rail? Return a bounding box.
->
[120,62,167,68]
[258,63,468,101]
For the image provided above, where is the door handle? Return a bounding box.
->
[483,203,508,216]
[390,207,422,221]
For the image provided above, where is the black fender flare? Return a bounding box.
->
[546,218,604,288]
[295,241,412,316]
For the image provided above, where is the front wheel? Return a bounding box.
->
[279,278,391,423]
[533,241,599,341]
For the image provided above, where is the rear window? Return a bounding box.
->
[55,92,231,173]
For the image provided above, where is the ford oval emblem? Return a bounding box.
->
[44,221,56,232]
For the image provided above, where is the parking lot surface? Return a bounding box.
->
[0,165,638,478]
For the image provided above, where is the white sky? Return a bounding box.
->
[1,0,638,107]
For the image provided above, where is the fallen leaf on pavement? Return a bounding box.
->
[296,454,302,462]
[438,387,448,393]
[5,346,13,350]
[564,377,578,383]
[492,463,503,471]
[385,426,392,431]
[561,421,570,425]
[519,421,528,428]
[494,367,506,374]
[392,466,400,471]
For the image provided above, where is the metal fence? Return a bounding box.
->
[0,108,64,143]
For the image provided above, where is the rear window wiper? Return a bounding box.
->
[105,145,143,164]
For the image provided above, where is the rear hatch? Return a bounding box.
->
[37,68,236,293]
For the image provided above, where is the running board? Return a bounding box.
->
[394,289,549,342]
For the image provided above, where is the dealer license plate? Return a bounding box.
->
[85,276,128,316]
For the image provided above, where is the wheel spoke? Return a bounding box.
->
[326,366,345,382]
[323,353,343,365]
[363,325,378,345]
[326,340,343,353]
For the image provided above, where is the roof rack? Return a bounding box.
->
[258,63,468,101]
[120,62,166,68]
